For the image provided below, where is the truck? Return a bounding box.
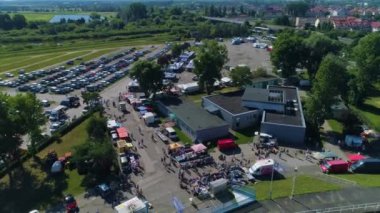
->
[249,159,275,176]
[143,112,155,126]
[178,82,199,94]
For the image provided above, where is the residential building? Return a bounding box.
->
[157,97,229,143]
[247,76,282,89]
[331,17,371,31]
[371,21,380,32]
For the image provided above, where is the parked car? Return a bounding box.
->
[64,194,79,213]
[41,100,50,107]
[349,158,380,174]
[320,159,349,174]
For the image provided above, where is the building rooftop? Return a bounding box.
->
[241,88,269,102]
[263,86,305,127]
[204,90,252,115]
[159,97,228,131]
[250,76,281,84]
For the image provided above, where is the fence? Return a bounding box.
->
[296,202,380,213]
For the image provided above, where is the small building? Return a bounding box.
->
[202,90,261,130]
[371,21,380,32]
[157,97,229,143]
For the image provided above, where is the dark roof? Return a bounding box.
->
[204,90,252,115]
[263,86,305,127]
[242,88,269,102]
[159,97,228,131]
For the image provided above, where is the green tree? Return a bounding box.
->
[12,14,27,29]
[274,15,291,26]
[286,1,310,17]
[171,43,183,58]
[252,67,269,78]
[0,13,13,30]
[86,116,107,140]
[10,93,45,155]
[121,2,147,22]
[302,33,342,80]
[90,12,101,20]
[82,92,100,106]
[305,54,348,127]
[72,140,115,179]
[230,66,252,88]
[194,40,228,94]
[170,7,183,16]
[350,33,380,105]
[271,30,305,78]
[130,60,163,98]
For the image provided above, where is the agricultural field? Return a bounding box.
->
[9,11,117,22]
[0,33,174,74]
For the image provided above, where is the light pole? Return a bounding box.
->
[290,167,298,200]
[269,161,275,200]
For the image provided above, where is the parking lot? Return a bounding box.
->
[224,40,273,73]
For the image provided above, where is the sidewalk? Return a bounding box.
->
[251,187,380,213]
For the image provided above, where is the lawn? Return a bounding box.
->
[326,119,344,134]
[231,127,257,144]
[334,174,380,187]
[174,126,193,145]
[0,34,174,74]
[250,175,341,201]
[10,11,117,21]
[0,113,98,212]
[349,84,380,132]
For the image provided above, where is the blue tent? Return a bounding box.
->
[137,106,147,111]
[345,135,363,148]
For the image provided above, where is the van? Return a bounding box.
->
[350,158,380,174]
[165,127,178,141]
[320,159,349,174]
[249,159,275,176]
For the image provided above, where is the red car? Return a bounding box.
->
[320,159,349,174]
[64,195,79,213]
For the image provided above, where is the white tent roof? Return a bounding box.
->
[115,197,146,213]
[107,120,118,129]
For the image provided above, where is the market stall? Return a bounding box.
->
[117,127,129,140]
[191,144,207,153]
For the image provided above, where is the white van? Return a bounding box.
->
[249,159,275,176]
[165,127,178,141]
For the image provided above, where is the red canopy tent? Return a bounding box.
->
[117,127,129,140]
[217,139,236,150]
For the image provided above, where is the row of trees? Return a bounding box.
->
[204,5,256,17]
[129,40,229,97]
[0,13,27,30]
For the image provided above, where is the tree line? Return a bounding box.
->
[271,30,380,138]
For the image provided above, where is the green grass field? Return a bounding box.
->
[350,84,380,132]
[0,113,98,212]
[9,11,117,21]
[232,127,257,144]
[0,33,173,74]
[250,175,341,200]
[326,119,344,134]
[334,174,380,187]
[174,126,192,145]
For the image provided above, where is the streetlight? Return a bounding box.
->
[269,160,275,200]
[290,167,298,200]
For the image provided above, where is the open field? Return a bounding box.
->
[250,175,341,201]
[327,119,344,134]
[334,174,380,187]
[0,33,174,74]
[9,11,117,21]
[350,84,380,132]
[0,113,97,212]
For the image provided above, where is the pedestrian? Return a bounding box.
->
[279,152,282,159]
